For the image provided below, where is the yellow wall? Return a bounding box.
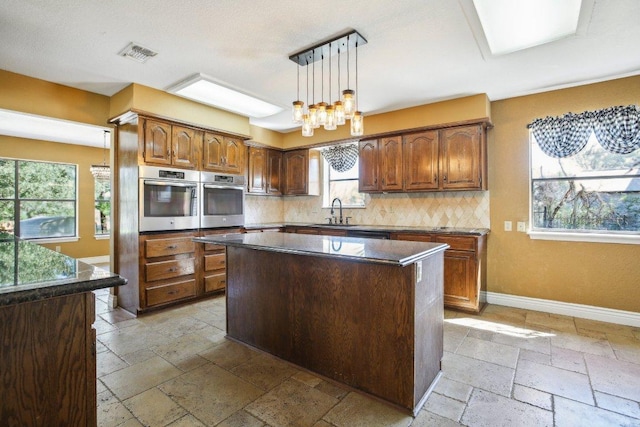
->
[488,75,640,313]
[0,136,110,258]
[281,94,491,148]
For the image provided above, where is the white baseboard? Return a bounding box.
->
[78,255,110,265]
[483,291,640,328]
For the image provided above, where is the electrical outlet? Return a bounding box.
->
[55,246,61,252]
[504,221,512,232]
[517,221,527,232]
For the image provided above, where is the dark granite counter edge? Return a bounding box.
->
[0,275,127,307]
[195,236,449,267]
[243,222,490,236]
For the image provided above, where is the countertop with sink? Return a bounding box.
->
[243,222,490,236]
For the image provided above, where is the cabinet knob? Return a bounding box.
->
[443,174,447,182]
[168,267,177,272]
[167,245,177,249]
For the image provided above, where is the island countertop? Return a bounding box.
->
[0,234,126,306]
[195,232,448,267]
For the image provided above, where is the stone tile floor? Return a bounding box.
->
[93,288,640,426]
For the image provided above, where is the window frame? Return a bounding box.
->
[321,158,366,209]
[0,157,79,242]
[528,134,640,245]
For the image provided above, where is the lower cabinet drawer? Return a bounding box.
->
[204,272,226,293]
[146,280,197,307]
[204,253,226,271]
[145,258,195,282]
[435,235,476,251]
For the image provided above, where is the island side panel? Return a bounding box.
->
[226,246,425,411]
[413,252,444,408]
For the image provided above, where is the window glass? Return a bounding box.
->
[94,178,111,235]
[323,159,365,207]
[0,158,77,239]
[531,134,640,233]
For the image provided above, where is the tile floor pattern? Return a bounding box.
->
[93,288,640,427]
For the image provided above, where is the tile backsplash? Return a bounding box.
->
[246,191,490,228]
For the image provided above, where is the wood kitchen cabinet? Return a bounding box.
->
[391,231,487,312]
[202,131,246,174]
[138,231,197,312]
[358,136,404,192]
[199,228,241,294]
[247,146,282,195]
[283,149,320,195]
[141,118,200,169]
[359,123,487,193]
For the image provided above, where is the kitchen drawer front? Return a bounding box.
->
[204,272,226,293]
[391,232,434,242]
[204,253,226,272]
[435,235,476,252]
[146,279,197,307]
[145,258,195,282]
[145,237,195,258]
[204,243,225,252]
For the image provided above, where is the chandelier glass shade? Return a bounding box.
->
[90,130,111,180]
[289,30,367,137]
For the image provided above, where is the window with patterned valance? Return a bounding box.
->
[528,105,640,241]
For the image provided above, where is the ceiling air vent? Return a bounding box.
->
[118,42,157,63]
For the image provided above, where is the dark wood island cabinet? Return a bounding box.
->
[195,232,448,414]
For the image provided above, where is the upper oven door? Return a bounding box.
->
[139,179,199,231]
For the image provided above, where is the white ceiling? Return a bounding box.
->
[1,0,639,140]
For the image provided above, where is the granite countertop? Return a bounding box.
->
[0,234,126,306]
[195,232,449,267]
[243,222,490,236]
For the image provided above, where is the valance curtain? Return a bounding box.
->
[321,144,359,172]
[528,105,640,158]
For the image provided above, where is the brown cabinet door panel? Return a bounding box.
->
[283,150,309,195]
[146,280,197,306]
[145,258,195,282]
[204,253,226,271]
[435,235,476,252]
[171,126,199,169]
[441,125,482,189]
[358,139,379,192]
[443,251,477,310]
[380,136,403,191]
[145,237,195,258]
[403,131,439,191]
[144,120,172,165]
[224,137,245,174]
[248,146,267,193]
[203,132,225,171]
[266,149,283,195]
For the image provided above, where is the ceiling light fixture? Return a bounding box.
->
[290,30,367,137]
[90,130,111,180]
[167,73,284,118]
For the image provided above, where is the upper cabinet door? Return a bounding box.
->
[358,139,379,192]
[379,136,403,191]
[441,125,484,190]
[143,119,172,165]
[403,130,439,191]
[247,146,267,194]
[283,150,309,195]
[223,137,245,175]
[171,126,199,169]
[202,132,225,171]
[266,149,283,196]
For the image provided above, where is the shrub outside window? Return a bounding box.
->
[0,158,77,239]
[94,177,111,236]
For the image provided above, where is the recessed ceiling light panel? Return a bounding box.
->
[167,74,284,118]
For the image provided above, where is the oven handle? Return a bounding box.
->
[144,180,198,188]
[203,184,244,190]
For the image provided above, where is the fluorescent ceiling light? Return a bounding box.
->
[472,0,583,55]
[0,109,110,148]
[168,74,283,118]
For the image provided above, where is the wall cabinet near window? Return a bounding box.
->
[283,149,321,196]
[247,146,282,195]
[141,118,201,169]
[359,123,487,193]
[202,132,246,174]
[391,231,487,312]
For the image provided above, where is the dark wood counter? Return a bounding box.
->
[0,234,126,426]
[196,233,448,414]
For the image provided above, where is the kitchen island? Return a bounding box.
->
[0,234,126,426]
[195,232,448,414]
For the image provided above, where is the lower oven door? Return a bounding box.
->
[139,179,199,231]
[200,184,245,228]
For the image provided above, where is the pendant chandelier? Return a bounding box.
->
[90,130,111,180]
[290,30,367,137]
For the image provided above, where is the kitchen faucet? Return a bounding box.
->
[331,198,343,224]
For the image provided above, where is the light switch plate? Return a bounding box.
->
[517,221,526,232]
[504,221,512,231]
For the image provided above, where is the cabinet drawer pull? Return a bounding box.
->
[166,245,177,249]
[168,267,177,272]
[167,290,177,295]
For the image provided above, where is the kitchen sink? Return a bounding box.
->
[312,223,356,227]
